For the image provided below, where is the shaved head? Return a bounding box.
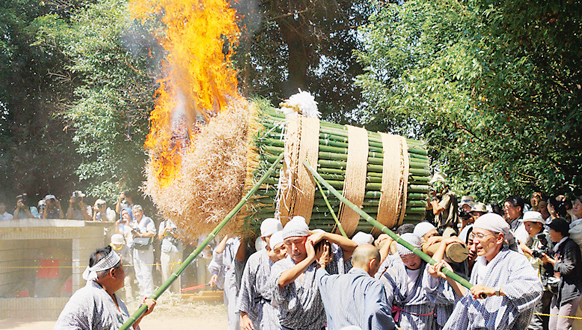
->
[351,244,380,268]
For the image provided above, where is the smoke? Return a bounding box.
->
[232,0,263,37]
[119,19,164,66]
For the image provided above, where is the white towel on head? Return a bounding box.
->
[413,222,436,238]
[397,233,421,256]
[270,231,285,250]
[282,216,310,239]
[82,250,121,281]
[474,213,518,251]
[352,231,374,246]
[261,218,283,237]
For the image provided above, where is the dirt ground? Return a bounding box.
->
[0,296,228,330]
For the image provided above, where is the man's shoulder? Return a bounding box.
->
[274,256,294,267]
[272,256,296,273]
[348,268,383,287]
[247,249,268,265]
[563,238,580,252]
[60,283,101,314]
[492,249,533,272]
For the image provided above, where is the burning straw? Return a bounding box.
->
[131,0,258,237]
[144,101,262,237]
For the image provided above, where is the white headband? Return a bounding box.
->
[352,231,374,246]
[270,231,285,250]
[261,218,283,237]
[82,250,121,281]
[474,213,518,251]
[282,216,310,239]
[397,233,421,256]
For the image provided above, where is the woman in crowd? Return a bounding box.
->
[541,218,582,330]
[116,207,134,237]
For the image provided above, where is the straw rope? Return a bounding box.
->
[397,137,410,226]
[338,126,369,236]
[294,117,320,224]
[278,117,301,225]
[374,133,402,234]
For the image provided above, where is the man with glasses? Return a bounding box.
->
[431,213,542,330]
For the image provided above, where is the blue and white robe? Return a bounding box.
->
[317,267,396,330]
[375,254,399,280]
[269,243,347,330]
[208,237,242,330]
[237,249,280,330]
[381,259,438,330]
[443,248,542,330]
[55,281,137,330]
[422,270,457,329]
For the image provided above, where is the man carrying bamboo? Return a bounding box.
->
[237,218,285,330]
[208,235,246,330]
[381,233,437,330]
[54,246,155,330]
[432,213,542,330]
[317,244,396,330]
[269,216,357,330]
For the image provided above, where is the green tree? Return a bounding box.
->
[33,0,159,202]
[0,0,81,204]
[357,0,582,201]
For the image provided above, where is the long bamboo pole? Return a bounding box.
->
[302,159,474,291]
[119,152,285,330]
[312,174,348,238]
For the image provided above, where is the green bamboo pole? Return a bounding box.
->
[255,187,426,205]
[302,159,474,291]
[313,174,348,238]
[119,152,285,330]
[260,140,428,167]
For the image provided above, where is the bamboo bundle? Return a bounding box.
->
[242,104,430,237]
[144,98,429,239]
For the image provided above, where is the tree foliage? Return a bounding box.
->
[33,0,160,202]
[0,0,82,202]
[1,0,372,206]
[357,0,582,201]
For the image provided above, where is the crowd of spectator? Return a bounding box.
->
[0,190,209,304]
[0,191,130,221]
[421,177,582,330]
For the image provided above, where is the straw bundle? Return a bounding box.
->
[144,99,429,239]
[144,100,262,238]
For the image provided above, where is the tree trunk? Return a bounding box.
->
[278,15,312,97]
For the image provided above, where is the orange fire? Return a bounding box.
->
[131,0,242,187]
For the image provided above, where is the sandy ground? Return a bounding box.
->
[0,296,228,330]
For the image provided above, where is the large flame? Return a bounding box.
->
[131,0,242,187]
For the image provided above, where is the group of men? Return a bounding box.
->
[205,213,543,330]
[55,211,546,330]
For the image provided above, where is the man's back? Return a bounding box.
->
[317,267,395,330]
